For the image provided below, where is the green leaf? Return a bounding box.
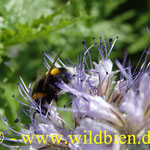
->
[0,4,82,46]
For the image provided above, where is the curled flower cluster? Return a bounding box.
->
[1,35,150,150]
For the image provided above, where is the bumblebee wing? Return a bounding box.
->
[36,67,47,80]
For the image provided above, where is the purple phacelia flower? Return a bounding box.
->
[58,37,150,149]
[1,33,150,150]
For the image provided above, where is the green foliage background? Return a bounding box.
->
[0,0,149,149]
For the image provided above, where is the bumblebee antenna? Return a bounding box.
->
[44,50,62,86]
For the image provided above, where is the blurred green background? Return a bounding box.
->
[0,0,149,149]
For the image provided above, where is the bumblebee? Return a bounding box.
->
[32,52,73,112]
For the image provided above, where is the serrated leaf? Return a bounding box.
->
[0,5,82,46]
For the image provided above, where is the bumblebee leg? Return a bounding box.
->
[54,96,66,129]
[55,95,59,107]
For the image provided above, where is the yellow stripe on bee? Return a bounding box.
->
[32,93,45,101]
[46,68,60,76]
[50,68,60,75]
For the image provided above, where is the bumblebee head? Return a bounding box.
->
[46,67,75,84]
